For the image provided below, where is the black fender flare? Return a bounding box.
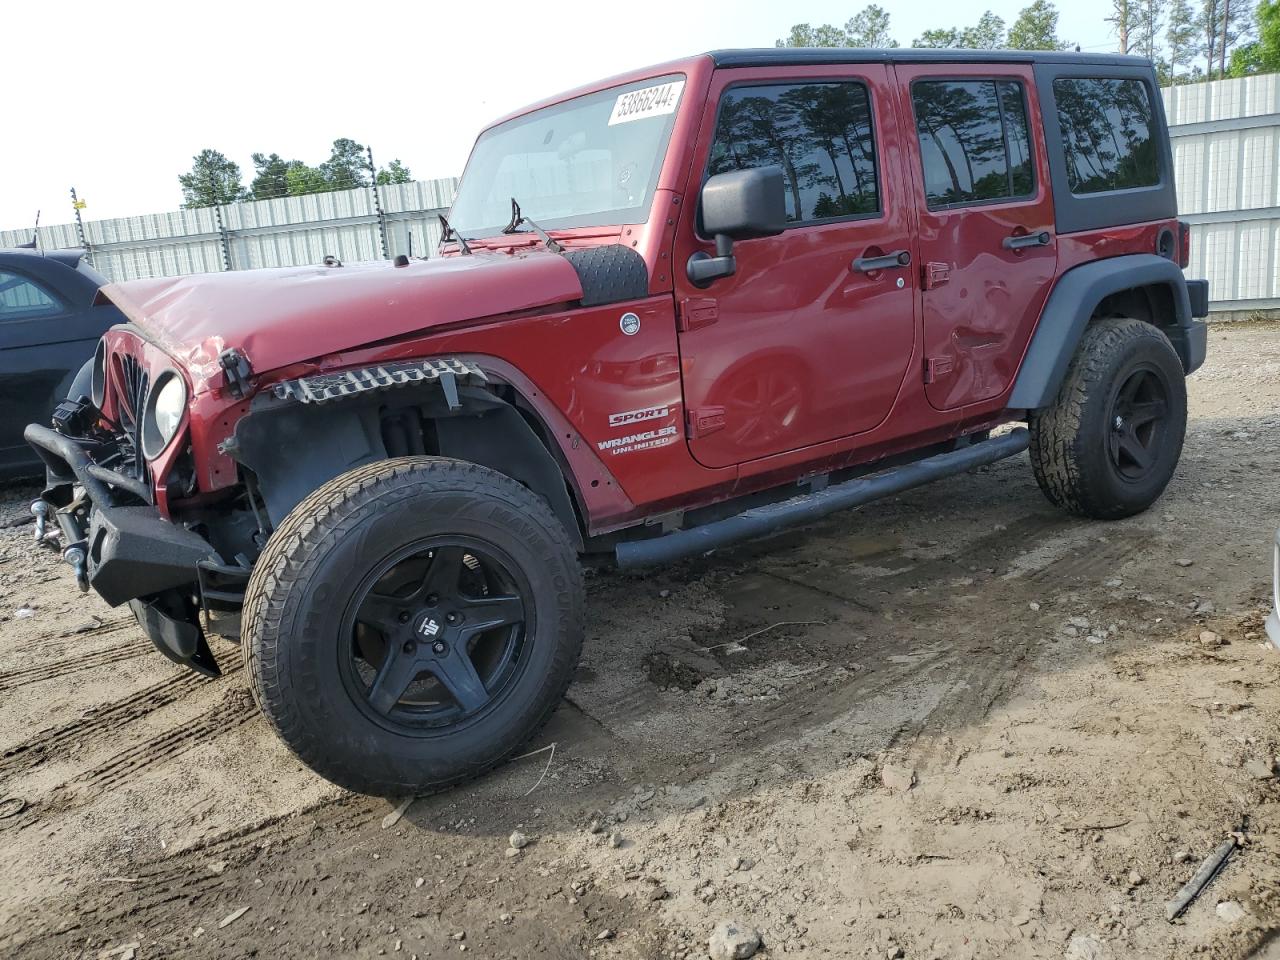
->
[228,380,584,552]
[1008,254,1204,410]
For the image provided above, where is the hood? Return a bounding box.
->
[101,250,585,392]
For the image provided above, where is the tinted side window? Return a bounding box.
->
[708,82,879,224]
[0,271,61,321]
[912,80,1035,208]
[1053,78,1159,194]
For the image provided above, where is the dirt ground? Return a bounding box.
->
[2,323,1279,960]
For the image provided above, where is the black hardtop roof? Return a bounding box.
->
[708,48,1151,69]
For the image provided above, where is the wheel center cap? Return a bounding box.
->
[415,614,443,639]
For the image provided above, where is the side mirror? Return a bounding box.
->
[688,166,787,287]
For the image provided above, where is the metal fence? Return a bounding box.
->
[0,177,458,283]
[1164,73,1280,318]
[3,72,1279,317]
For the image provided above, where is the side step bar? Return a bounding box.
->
[616,428,1030,569]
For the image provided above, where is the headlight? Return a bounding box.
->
[90,339,106,408]
[141,371,187,460]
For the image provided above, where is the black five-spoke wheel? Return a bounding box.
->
[1106,365,1169,481]
[242,457,584,796]
[344,541,529,728]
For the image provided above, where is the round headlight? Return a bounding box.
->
[141,371,187,460]
[90,339,107,409]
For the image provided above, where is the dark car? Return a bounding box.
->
[0,249,121,480]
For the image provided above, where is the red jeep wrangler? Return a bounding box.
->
[28,48,1209,795]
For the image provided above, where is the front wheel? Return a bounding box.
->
[241,457,584,796]
[1029,317,1188,520]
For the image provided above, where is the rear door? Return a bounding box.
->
[672,65,917,469]
[894,64,1057,411]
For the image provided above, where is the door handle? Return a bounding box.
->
[1002,231,1052,250]
[852,250,911,272]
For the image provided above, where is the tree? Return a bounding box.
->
[1199,0,1223,74]
[319,137,371,190]
[1228,0,1280,74]
[1133,0,1167,57]
[961,10,1008,46]
[915,27,965,47]
[776,6,898,48]
[1166,0,1200,76]
[845,5,898,46]
[1108,0,1139,51]
[775,22,848,46]
[178,149,246,208]
[375,159,413,186]
[286,163,329,196]
[249,152,294,201]
[1008,0,1066,48]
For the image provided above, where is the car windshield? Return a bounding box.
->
[448,74,685,240]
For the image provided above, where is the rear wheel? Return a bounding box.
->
[241,457,584,796]
[1029,317,1187,520]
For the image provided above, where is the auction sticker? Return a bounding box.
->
[609,80,685,126]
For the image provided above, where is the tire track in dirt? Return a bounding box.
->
[0,661,239,780]
[3,793,379,954]
[11,615,135,648]
[0,639,152,691]
[6,685,260,831]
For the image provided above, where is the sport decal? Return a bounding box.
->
[608,405,670,428]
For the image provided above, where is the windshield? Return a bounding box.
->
[448,74,685,239]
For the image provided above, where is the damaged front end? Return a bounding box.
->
[24,333,235,677]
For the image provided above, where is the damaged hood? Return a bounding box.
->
[101,250,585,392]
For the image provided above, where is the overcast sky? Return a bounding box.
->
[2,0,1122,231]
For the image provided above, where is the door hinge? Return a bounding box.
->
[687,405,726,438]
[924,356,954,384]
[923,261,951,290]
[677,297,719,332]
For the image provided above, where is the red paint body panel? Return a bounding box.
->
[672,64,917,469]
[893,63,1059,411]
[101,252,587,393]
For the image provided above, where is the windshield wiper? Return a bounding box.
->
[502,198,564,254]
[437,214,473,256]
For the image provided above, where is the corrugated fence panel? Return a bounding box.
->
[0,177,459,284]
[1168,74,1280,314]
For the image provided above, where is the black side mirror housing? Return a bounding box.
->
[688,166,787,287]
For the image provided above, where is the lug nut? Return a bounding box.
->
[446,613,458,624]
[432,641,447,655]
[398,611,411,623]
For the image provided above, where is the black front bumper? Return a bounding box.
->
[24,422,223,676]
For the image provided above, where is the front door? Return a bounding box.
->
[894,64,1058,411]
[672,66,916,470]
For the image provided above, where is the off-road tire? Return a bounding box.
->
[241,457,584,796]
[1029,316,1187,520]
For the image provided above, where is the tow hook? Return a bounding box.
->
[62,543,89,592]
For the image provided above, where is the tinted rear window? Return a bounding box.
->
[911,80,1034,208]
[1053,78,1159,195]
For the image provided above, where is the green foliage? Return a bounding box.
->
[375,159,413,186]
[1008,0,1067,48]
[776,5,897,48]
[845,5,897,46]
[178,149,247,208]
[1228,0,1280,73]
[319,138,371,190]
[1165,0,1200,74]
[963,11,1009,47]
